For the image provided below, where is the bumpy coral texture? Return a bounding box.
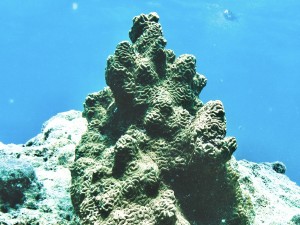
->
[71,12,251,225]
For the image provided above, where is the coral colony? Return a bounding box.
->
[71,13,252,224]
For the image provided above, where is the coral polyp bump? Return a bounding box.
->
[71,12,252,225]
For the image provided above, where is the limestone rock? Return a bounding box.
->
[0,110,87,225]
[233,159,300,225]
[0,158,41,211]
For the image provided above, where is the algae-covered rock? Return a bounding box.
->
[0,158,41,210]
[71,12,253,224]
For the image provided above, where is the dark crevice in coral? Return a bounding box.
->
[163,164,245,225]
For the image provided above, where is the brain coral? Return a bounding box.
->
[71,12,253,225]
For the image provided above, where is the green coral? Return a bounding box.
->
[71,12,253,225]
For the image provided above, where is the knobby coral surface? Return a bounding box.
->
[71,12,252,225]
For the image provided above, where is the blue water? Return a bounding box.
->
[1,1,299,184]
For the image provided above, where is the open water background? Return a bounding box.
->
[0,1,299,184]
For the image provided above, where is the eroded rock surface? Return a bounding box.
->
[0,110,87,225]
[233,159,300,225]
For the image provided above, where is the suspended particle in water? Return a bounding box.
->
[223,9,236,21]
[72,2,78,11]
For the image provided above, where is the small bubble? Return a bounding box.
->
[72,2,78,11]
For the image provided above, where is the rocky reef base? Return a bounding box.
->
[1,111,299,225]
[232,159,300,225]
[0,110,86,225]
